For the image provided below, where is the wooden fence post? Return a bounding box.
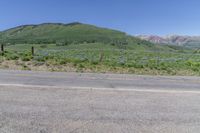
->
[99,50,104,62]
[1,44,4,56]
[31,46,34,56]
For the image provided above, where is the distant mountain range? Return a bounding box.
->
[137,35,200,48]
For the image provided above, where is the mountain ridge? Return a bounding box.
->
[2,22,199,48]
[137,35,200,48]
[0,22,133,44]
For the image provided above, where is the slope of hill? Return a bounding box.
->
[137,35,200,48]
[0,22,148,46]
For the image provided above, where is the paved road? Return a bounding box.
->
[0,70,200,133]
[0,70,200,92]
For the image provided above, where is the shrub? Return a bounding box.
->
[5,53,19,60]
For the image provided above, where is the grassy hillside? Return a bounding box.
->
[0,22,149,46]
[0,42,198,76]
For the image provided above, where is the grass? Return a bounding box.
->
[0,42,200,76]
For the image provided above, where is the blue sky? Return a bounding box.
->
[0,0,200,35]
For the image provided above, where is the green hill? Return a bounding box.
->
[0,22,149,46]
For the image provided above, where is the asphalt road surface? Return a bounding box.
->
[0,70,200,133]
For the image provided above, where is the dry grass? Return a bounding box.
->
[0,59,199,76]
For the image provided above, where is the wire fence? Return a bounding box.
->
[1,44,200,65]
